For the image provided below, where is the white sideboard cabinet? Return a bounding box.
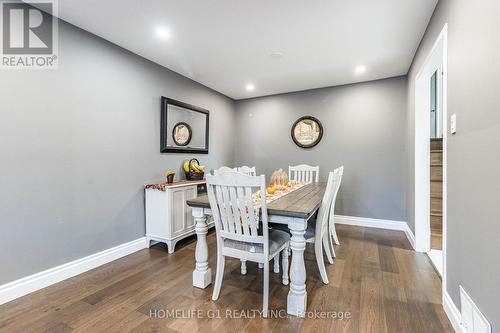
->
[145,180,211,253]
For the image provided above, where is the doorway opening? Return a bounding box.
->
[429,68,443,274]
[414,24,447,281]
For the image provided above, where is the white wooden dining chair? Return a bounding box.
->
[236,166,256,176]
[215,166,271,275]
[213,166,237,174]
[289,164,320,183]
[303,171,337,284]
[328,166,344,254]
[206,172,290,317]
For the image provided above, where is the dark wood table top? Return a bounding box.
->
[186,183,326,219]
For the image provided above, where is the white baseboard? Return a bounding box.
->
[0,237,148,305]
[403,224,416,250]
[443,291,464,333]
[335,215,415,249]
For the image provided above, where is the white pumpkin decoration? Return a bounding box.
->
[270,169,289,189]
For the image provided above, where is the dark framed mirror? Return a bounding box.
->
[160,97,209,154]
[291,116,323,148]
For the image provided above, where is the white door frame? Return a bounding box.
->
[414,24,448,291]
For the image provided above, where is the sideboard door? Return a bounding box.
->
[171,188,186,235]
[170,185,197,237]
[184,186,197,230]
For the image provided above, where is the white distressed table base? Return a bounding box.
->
[286,218,308,317]
[193,268,212,289]
[287,292,308,317]
[192,208,212,288]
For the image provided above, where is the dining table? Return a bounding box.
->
[186,182,326,317]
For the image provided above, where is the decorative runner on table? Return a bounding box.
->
[253,181,305,207]
[251,181,307,223]
[243,181,306,252]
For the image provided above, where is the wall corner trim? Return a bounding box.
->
[0,237,149,305]
[334,215,415,249]
[443,291,465,333]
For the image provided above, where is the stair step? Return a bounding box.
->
[431,166,443,181]
[431,196,442,214]
[431,182,443,197]
[431,151,443,164]
[430,138,443,150]
[431,215,442,229]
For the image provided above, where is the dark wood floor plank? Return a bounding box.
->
[384,299,413,333]
[382,272,407,303]
[358,265,388,333]
[378,245,399,274]
[329,226,364,333]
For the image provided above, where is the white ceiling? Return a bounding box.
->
[55,0,438,99]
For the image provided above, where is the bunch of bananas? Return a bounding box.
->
[183,159,205,174]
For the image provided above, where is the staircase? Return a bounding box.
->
[430,138,443,250]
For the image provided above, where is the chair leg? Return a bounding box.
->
[328,231,337,259]
[315,238,329,284]
[240,259,247,275]
[282,246,289,285]
[331,224,340,245]
[328,234,335,259]
[273,254,280,273]
[323,234,334,264]
[263,261,269,318]
[212,254,225,301]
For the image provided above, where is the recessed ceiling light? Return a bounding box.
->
[270,52,283,59]
[245,83,255,91]
[355,65,366,74]
[155,27,171,40]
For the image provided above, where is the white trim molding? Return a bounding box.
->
[334,215,415,249]
[443,291,465,333]
[0,237,148,305]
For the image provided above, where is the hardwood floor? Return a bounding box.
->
[0,225,453,333]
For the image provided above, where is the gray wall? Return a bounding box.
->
[235,77,407,221]
[407,0,500,330]
[0,21,236,284]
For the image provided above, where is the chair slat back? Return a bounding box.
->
[236,166,257,176]
[213,166,237,175]
[206,172,268,247]
[289,164,319,183]
[315,171,336,238]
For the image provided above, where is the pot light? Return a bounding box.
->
[155,27,171,40]
[245,83,255,91]
[355,65,366,74]
[270,52,283,59]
